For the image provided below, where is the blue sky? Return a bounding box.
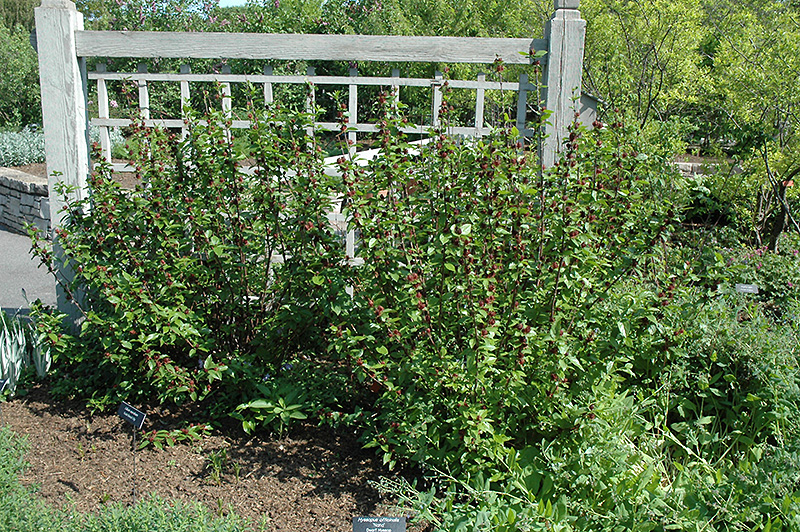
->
[218,0,248,6]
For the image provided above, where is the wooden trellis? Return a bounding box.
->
[35,0,588,316]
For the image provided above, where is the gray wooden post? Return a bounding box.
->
[542,0,586,167]
[35,0,90,321]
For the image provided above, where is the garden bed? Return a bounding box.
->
[2,383,420,531]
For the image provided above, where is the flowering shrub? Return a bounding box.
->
[28,77,800,530]
[330,93,683,475]
[31,92,352,411]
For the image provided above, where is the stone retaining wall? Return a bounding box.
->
[0,168,50,238]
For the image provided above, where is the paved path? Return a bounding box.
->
[0,227,57,316]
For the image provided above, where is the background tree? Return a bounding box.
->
[581,0,709,128]
[0,0,37,32]
[0,19,40,128]
[698,0,800,249]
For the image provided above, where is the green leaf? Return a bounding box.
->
[245,399,271,409]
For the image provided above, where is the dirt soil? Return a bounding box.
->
[2,384,424,531]
[12,163,47,178]
[12,163,141,189]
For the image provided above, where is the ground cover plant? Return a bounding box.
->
[26,72,800,531]
[0,126,124,168]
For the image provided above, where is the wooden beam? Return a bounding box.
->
[542,5,586,166]
[35,0,90,323]
[87,70,521,91]
[76,31,546,65]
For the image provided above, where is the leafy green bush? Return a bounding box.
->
[32,95,352,414]
[330,93,682,473]
[0,20,39,129]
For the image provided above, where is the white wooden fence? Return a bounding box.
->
[35,0,588,316]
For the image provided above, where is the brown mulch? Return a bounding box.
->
[11,163,47,178]
[2,384,424,531]
[10,162,141,189]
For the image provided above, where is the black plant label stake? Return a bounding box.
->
[117,402,146,505]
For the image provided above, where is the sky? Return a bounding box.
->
[218,0,248,6]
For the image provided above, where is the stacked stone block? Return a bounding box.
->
[0,168,50,238]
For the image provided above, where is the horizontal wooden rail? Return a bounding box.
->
[91,118,523,140]
[76,31,546,65]
[87,71,524,92]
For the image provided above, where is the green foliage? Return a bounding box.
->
[32,93,351,416]
[330,85,682,474]
[582,0,708,127]
[234,380,308,436]
[139,422,212,450]
[319,0,551,38]
[0,309,50,395]
[723,236,800,312]
[0,20,40,129]
[0,125,124,167]
[0,0,36,33]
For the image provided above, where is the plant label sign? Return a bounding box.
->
[117,402,146,429]
[353,517,406,532]
[735,283,759,294]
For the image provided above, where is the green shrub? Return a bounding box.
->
[330,92,683,473]
[0,21,39,129]
[31,95,352,414]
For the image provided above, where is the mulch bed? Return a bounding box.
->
[2,384,425,531]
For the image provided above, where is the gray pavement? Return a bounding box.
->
[0,226,57,315]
